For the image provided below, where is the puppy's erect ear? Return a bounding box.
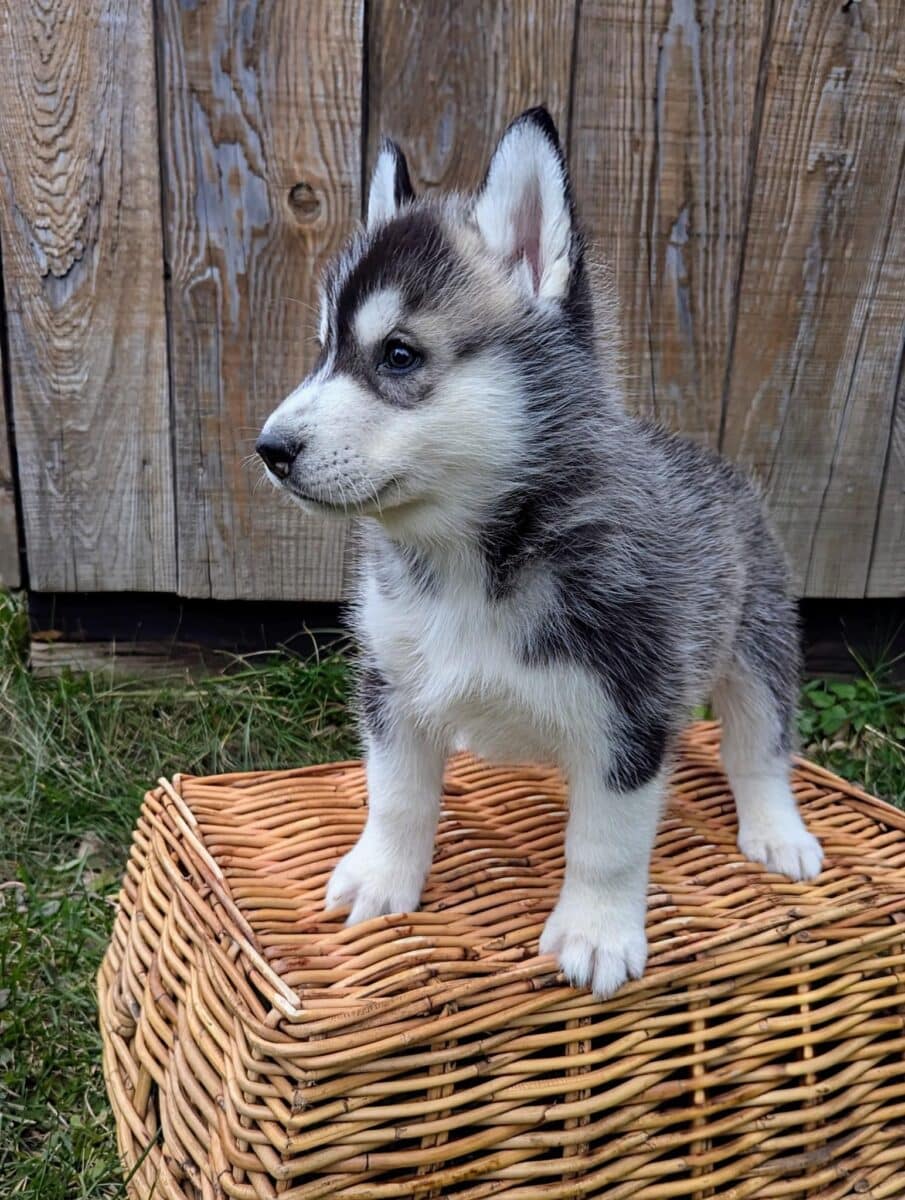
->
[473,107,579,303]
[367,138,415,229]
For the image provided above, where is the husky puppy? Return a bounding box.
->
[256,108,822,997]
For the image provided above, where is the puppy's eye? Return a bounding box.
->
[380,338,421,373]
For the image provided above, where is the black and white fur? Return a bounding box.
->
[257,109,822,998]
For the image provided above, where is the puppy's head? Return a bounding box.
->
[257,107,591,535]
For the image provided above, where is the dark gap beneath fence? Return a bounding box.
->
[26,592,349,678]
[22,592,905,683]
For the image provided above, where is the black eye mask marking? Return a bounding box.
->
[334,211,455,341]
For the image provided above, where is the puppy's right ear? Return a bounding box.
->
[473,107,578,304]
[367,138,416,229]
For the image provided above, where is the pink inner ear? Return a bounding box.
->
[513,179,543,292]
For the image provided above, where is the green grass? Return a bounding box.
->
[800,670,905,807]
[0,588,902,1197]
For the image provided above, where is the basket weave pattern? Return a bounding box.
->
[98,723,905,1199]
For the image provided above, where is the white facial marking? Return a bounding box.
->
[353,287,404,350]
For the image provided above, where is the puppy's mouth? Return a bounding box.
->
[280,477,402,517]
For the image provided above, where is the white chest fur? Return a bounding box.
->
[359,557,608,764]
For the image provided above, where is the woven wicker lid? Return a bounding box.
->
[99,722,905,1198]
[170,723,905,1017]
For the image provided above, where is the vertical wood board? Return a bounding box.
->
[367,0,578,195]
[720,0,905,597]
[157,0,363,600]
[570,0,767,444]
[0,0,175,591]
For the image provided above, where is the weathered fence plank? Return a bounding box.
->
[0,343,19,587]
[157,0,362,600]
[367,0,577,193]
[720,0,905,597]
[570,0,767,444]
[0,0,176,592]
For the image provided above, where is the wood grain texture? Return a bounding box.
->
[0,0,901,603]
[720,0,905,597]
[0,0,175,591]
[158,0,362,600]
[0,340,20,587]
[367,0,577,194]
[570,0,767,443]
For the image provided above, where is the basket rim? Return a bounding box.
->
[165,721,905,832]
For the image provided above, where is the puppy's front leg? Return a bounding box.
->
[540,755,666,997]
[326,718,445,924]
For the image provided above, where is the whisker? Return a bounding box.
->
[265,295,320,319]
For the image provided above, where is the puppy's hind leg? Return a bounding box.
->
[713,657,822,881]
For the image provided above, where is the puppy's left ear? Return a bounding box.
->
[473,107,579,303]
[367,137,416,229]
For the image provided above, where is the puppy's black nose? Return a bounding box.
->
[256,433,300,480]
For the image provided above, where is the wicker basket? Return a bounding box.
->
[98,723,905,1200]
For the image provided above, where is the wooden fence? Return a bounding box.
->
[0,0,902,602]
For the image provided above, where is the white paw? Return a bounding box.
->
[325,837,426,925]
[539,890,648,999]
[738,819,823,881]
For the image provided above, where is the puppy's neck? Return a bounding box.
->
[369,468,547,602]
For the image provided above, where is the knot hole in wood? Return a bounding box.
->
[287,182,321,221]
